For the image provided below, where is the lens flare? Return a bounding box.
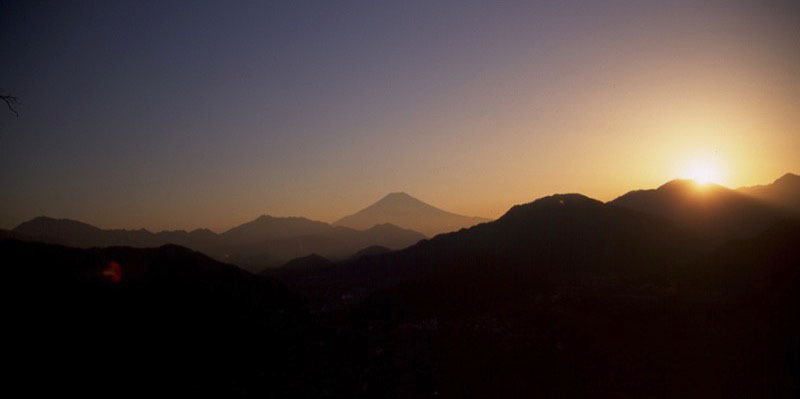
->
[102,261,123,283]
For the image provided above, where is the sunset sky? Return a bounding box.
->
[1,0,798,231]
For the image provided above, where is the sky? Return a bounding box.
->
[1,0,798,231]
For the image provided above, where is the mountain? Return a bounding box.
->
[12,216,156,247]
[283,193,698,305]
[334,192,490,236]
[262,254,335,283]
[220,214,332,243]
[689,219,800,300]
[216,216,424,268]
[277,253,333,272]
[2,239,357,397]
[11,216,220,249]
[275,194,800,396]
[11,215,425,271]
[609,179,790,243]
[738,172,800,215]
[349,245,391,260]
[9,188,799,396]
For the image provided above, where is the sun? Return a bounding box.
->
[682,158,724,185]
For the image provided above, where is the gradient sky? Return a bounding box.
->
[1,0,798,231]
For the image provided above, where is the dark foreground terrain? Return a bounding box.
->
[5,189,800,398]
[3,241,363,397]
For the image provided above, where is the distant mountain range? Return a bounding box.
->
[276,193,699,304]
[334,192,490,236]
[223,221,425,269]
[5,172,800,396]
[9,214,425,271]
[275,172,800,307]
[9,175,797,270]
[269,184,800,396]
[7,191,496,269]
[281,172,800,302]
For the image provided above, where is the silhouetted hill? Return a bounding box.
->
[225,222,424,270]
[609,179,788,243]
[276,253,333,272]
[221,214,331,243]
[262,254,336,285]
[275,194,800,397]
[688,219,800,300]
[9,190,799,397]
[13,216,152,246]
[2,239,362,397]
[11,215,425,272]
[334,192,490,236]
[283,193,697,305]
[12,216,220,249]
[738,172,800,215]
[349,245,391,260]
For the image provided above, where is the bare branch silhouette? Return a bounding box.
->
[0,94,20,117]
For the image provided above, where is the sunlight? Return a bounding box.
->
[681,157,724,185]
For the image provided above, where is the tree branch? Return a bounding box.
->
[0,94,19,117]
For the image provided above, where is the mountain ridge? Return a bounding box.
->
[8,176,800,396]
[737,172,800,215]
[11,214,425,271]
[609,178,790,243]
[334,192,490,236]
[279,192,700,305]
